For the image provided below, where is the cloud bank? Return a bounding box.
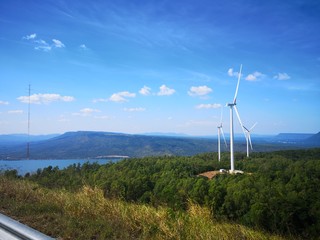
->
[139,86,152,96]
[157,85,175,96]
[0,101,9,105]
[196,103,221,109]
[274,72,290,80]
[17,93,75,104]
[109,91,136,102]
[245,71,264,81]
[188,85,212,96]
[23,33,65,52]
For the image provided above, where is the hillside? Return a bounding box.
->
[0,176,286,240]
[0,131,217,159]
[2,149,319,239]
[273,133,314,143]
[0,134,60,144]
[306,132,320,144]
[0,131,320,159]
[1,131,319,159]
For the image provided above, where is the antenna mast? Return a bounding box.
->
[27,84,31,159]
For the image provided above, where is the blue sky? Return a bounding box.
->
[0,0,319,135]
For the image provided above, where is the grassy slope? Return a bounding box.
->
[0,177,289,240]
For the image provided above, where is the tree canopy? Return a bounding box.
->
[14,148,320,238]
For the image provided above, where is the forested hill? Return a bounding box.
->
[5,148,319,239]
[307,132,320,143]
[1,131,319,159]
[0,131,216,159]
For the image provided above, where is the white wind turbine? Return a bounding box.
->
[217,107,227,162]
[227,64,244,173]
[243,123,257,157]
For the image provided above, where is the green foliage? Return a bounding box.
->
[2,169,20,179]
[22,148,320,238]
[0,177,286,240]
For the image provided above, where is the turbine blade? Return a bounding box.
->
[233,64,242,104]
[248,133,253,150]
[243,126,250,132]
[250,122,258,131]
[221,127,228,148]
[234,106,246,138]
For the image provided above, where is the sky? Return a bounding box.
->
[0,0,319,136]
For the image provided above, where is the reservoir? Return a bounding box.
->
[0,158,123,176]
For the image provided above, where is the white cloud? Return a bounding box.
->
[34,39,52,51]
[227,68,240,77]
[196,103,221,109]
[23,34,65,51]
[52,39,65,48]
[158,85,175,96]
[124,107,146,112]
[109,91,136,102]
[80,108,100,114]
[92,98,108,103]
[245,71,264,81]
[17,93,75,104]
[73,108,101,116]
[34,39,47,45]
[35,45,52,52]
[0,101,9,105]
[228,68,235,77]
[139,86,151,96]
[8,110,23,114]
[80,44,87,49]
[274,72,291,80]
[188,86,212,97]
[23,33,37,40]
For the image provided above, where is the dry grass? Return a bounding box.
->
[0,176,288,240]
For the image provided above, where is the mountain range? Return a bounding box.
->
[0,131,319,160]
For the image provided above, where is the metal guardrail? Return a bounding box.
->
[0,213,55,240]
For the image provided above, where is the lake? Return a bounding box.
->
[0,158,123,176]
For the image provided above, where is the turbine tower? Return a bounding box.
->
[217,107,227,161]
[227,64,242,173]
[243,123,257,157]
[27,84,31,160]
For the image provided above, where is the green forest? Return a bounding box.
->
[2,148,320,239]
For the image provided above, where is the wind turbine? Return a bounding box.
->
[243,123,257,157]
[227,64,243,173]
[233,105,254,157]
[217,107,227,162]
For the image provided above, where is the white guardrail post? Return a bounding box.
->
[0,213,55,240]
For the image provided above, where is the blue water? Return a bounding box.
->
[0,158,123,176]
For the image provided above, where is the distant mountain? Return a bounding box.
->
[0,131,217,159]
[306,132,320,144]
[142,132,190,137]
[0,134,60,144]
[273,133,314,141]
[1,131,318,160]
[269,132,320,147]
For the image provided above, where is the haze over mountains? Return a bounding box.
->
[0,131,319,160]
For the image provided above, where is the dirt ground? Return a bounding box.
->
[198,170,224,179]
